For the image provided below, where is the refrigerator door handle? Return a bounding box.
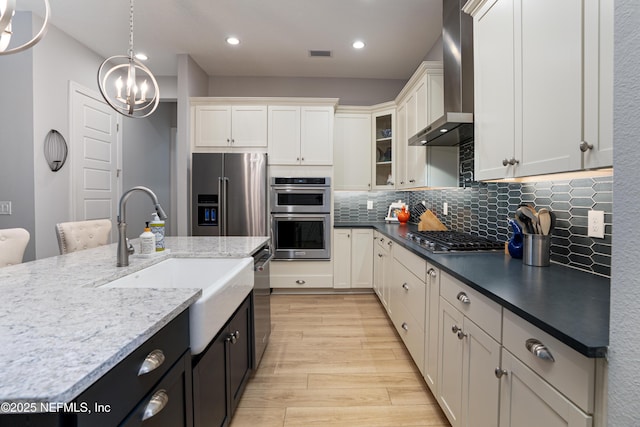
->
[222,177,230,235]
[218,176,224,235]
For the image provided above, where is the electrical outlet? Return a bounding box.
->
[443,202,448,216]
[0,201,11,215]
[588,210,605,238]
[367,200,373,210]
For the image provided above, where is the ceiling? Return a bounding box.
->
[17,0,443,79]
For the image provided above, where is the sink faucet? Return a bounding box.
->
[117,186,168,267]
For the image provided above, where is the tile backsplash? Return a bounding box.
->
[334,175,613,277]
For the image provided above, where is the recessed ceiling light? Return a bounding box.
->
[440,129,448,133]
[352,40,365,49]
[135,53,148,61]
[226,37,240,45]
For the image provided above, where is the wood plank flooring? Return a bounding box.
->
[230,294,450,427]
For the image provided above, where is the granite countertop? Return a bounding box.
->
[335,222,610,358]
[0,236,270,405]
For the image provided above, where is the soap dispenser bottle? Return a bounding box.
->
[150,212,165,251]
[140,222,156,255]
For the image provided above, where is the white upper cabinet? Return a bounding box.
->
[466,0,613,180]
[193,104,267,149]
[268,105,335,165]
[334,109,372,191]
[396,62,457,188]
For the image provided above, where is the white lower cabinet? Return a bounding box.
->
[437,272,502,427]
[423,264,440,393]
[372,232,393,313]
[390,245,427,373]
[270,260,333,288]
[333,229,373,289]
[499,350,592,427]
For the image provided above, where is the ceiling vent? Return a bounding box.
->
[309,50,332,58]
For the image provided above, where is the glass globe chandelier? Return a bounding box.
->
[97,0,159,119]
[0,0,50,55]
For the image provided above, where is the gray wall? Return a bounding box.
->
[208,76,406,106]
[122,103,176,238]
[609,0,640,424]
[0,13,36,261]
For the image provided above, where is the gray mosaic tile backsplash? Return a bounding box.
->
[334,175,613,277]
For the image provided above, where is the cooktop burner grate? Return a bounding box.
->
[405,231,504,253]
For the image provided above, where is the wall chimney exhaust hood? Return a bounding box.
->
[409,0,474,146]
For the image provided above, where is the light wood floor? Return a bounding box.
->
[230,293,451,427]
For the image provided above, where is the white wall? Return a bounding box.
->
[31,15,107,258]
[122,103,175,238]
[208,76,406,106]
[176,55,209,235]
[0,13,36,261]
[608,0,640,424]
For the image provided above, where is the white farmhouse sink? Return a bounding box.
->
[103,257,254,355]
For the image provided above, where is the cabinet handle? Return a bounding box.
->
[494,367,508,378]
[378,253,383,258]
[296,157,300,161]
[401,322,409,331]
[502,158,520,166]
[227,138,230,144]
[301,157,305,161]
[138,349,166,376]
[296,279,306,285]
[427,268,437,278]
[525,338,555,362]
[402,283,409,291]
[231,138,235,144]
[409,179,415,183]
[142,389,169,421]
[451,325,462,334]
[457,330,468,339]
[579,141,594,152]
[457,291,470,304]
[347,234,350,238]
[400,181,405,185]
[387,241,392,247]
[380,238,385,243]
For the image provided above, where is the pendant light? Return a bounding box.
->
[97,0,159,119]
[0,0,50,55]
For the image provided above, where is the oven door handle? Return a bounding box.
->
[270,186,330,192]
[271,213,327,219]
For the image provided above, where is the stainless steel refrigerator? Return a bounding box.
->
[192,152,268,237]
[191,152,271,368]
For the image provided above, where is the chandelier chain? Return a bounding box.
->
[128,0,134,58]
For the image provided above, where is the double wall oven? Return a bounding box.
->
[270,177,331,260]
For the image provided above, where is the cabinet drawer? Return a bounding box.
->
[391,309,425,373]
[394,244,427,282]
[440,272,502,341]
[503,309,595,414]
[270,261,333,288]
[74,310,190,426]
[392,259,426,324]
[120,351,192,427]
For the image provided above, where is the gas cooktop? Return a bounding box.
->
[405,231,504,253]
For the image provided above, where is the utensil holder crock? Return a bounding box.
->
[523,234,550,267]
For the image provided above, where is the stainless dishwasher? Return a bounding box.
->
[253,246,272,369]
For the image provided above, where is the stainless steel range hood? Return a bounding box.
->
[409,0,474,146]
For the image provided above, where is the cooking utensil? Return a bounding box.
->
[518,205,540,234]
[548,210,557,233]
[538,208,552,235]
[516,207,535,234]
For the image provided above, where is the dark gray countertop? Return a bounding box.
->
[335,222,610,358]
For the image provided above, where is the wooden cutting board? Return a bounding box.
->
[418,209,448,231]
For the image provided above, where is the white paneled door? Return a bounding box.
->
[70,83,121,241]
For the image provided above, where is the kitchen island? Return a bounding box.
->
[0,236,269,408]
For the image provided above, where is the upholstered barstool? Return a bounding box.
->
[55,219,112,254]
[0,228,30,267]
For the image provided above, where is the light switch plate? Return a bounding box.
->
[0,201,11,215]
[588,210,605,238]
[443,202,448,215]
[367,200,373,210]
